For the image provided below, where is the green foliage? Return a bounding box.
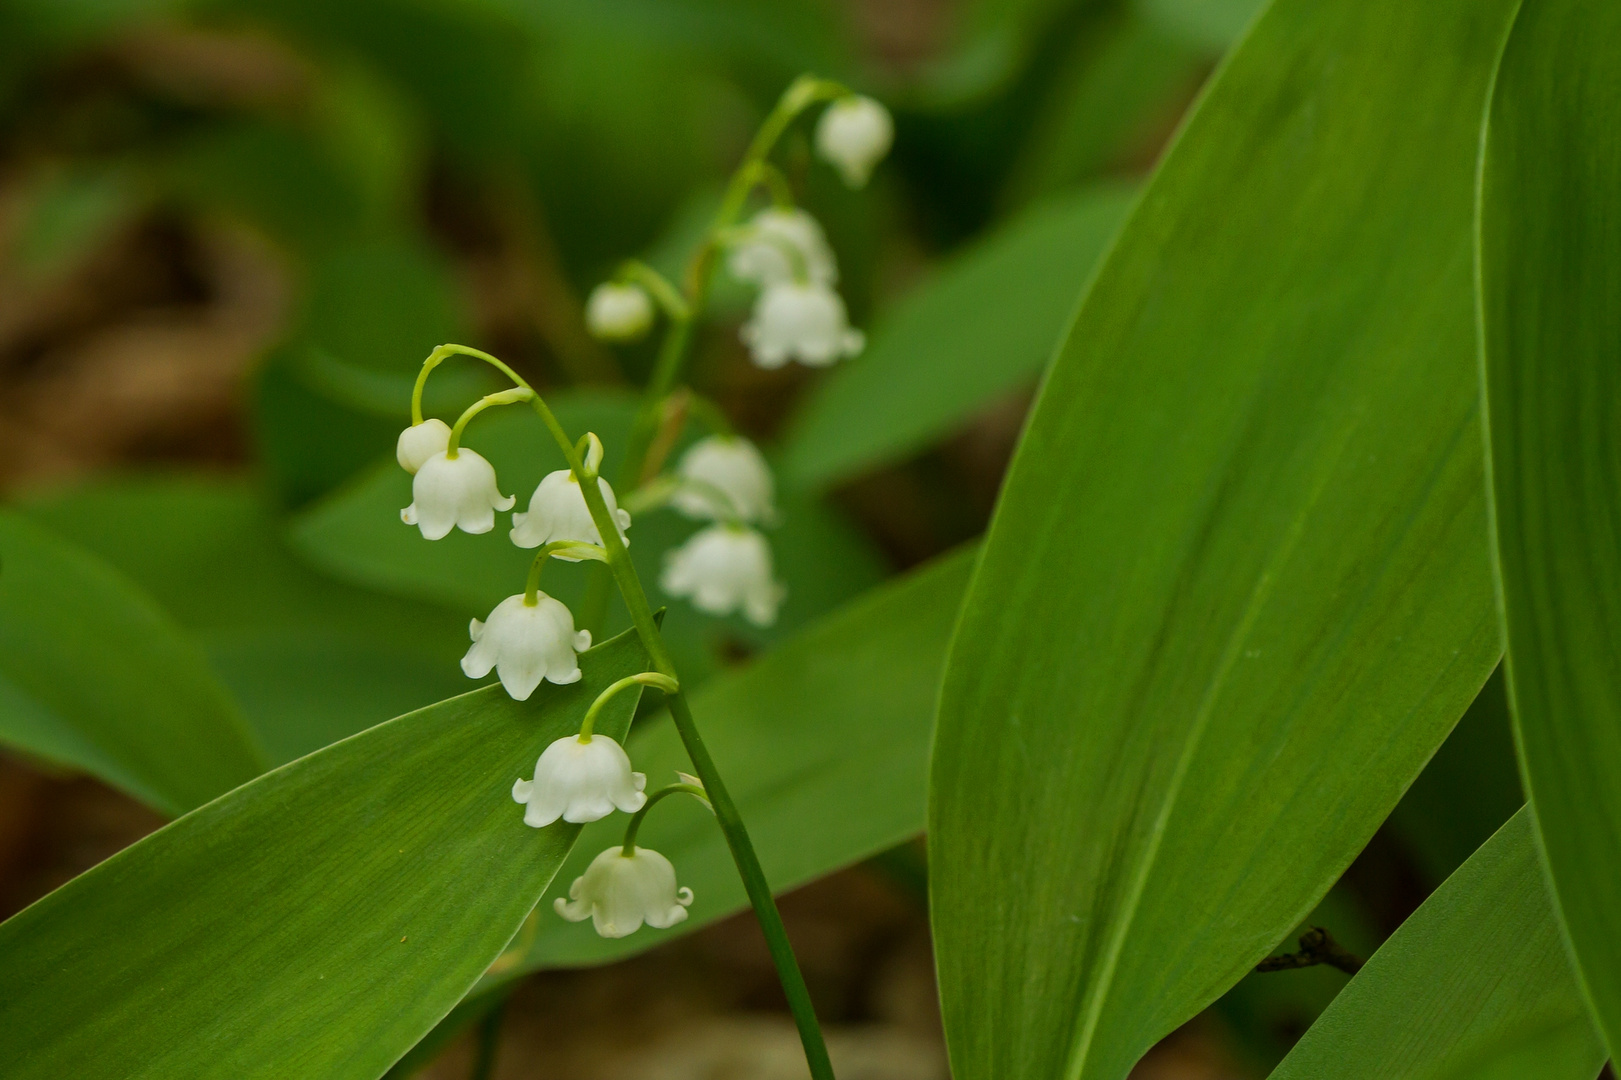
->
[0,628,649,1080]
[21,477,471,765]
[0,512,264,815]
[1479,0,1621,1054]
[780,183,1136,489]
[929,1,1518,1079]
[1270,812,1605,1080]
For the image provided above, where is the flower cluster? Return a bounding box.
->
[390,83,892,953]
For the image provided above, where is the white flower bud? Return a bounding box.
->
[661,524,785,627]
[585,283,655,342]
[511,469,632,556]
[463,592,592,699]
[815,95,893,188]
[512,732,645,826]
[740,281,864,369]
[554,845,693,938]
[396,419,451,474]
[727,207,837,287]
[671,435,777,524]
[401,449,515,540]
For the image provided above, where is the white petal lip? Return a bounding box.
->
[510,470,631,554]
[661,524,785,627]
[396,419,452,474]
[461,592,590,700]
[553,846,693,939]
[401,449,514,540]
[514,734,647,827]
[815,96,893,188]
[740,281,864,370]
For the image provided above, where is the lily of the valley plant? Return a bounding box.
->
[393,75,890,1080]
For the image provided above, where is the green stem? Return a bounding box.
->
[579,671,678,739]
[448,387,533,456]
[618,260,691,322]
[621,782,709,854]
[469,996,505,1080]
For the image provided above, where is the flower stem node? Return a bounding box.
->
[672,435,777,524]
[661,523,786,626]
[741,281,864,369]
[396,418,451,475]
[585,282,655,343]
[554,845,693,939]
[511,469,632,555]
[727,207,838,288]
[401,448,515,539]
[815,95,893,188]
[514,733,647,827]
[463,593,592,699]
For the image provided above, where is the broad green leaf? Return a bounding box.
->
[1479,0,1621,1054]
[1270,811,1605,1080]
[0,628,649,1080]
[0,513,264,815]
[779,183,1136,490]
[21,475,472,764]
[929,1,1519,1079]
[1135,0,1267,52]
[292,390,886,687]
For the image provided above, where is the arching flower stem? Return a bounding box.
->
[579,671,679,740]
[621,782,710,855]
[522,540,606,606]
[615,260,690,323]
[446,386,534,457]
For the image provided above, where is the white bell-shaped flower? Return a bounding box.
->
[661,523,785,626]
[462,592,592,699]
[554,845,693,938]
[815,96,893,188]
[511,469,632,557]
[401,449,515,540]
[586,282,654,342]
[727,207,837,288]
[396,419,451,475]
[671,435,777,524]
[512,732,645,826]
[740,281,864,369]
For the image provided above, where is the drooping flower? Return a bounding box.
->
[726,207,837,288]
[396,419,452,475]
[512,732,645,826]
[815,96,893,188]
[670,435,777,524]
[661,524,785,626]
[511,469,632,557]
[740,281,864,369]
[463,593,592,699]
[554,845,693,938]
[585,282,654,342]
[401,449,515,540]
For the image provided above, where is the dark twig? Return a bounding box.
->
[1255,926,1364,976]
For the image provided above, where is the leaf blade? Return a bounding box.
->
[1478,0,1621,1053]
[929,0,1520,1077]
[0,629,648,1080]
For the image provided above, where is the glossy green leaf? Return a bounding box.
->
[1271,811,1605,1080]
[293,390,886,687]
[21,476,472,765]
[0,628,649,1080]
[0,512,264,815]
[929,0,1519,1077]
[779,183,1136,490]
[1135,0,1267,52]
[1478,0,1621,1054]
